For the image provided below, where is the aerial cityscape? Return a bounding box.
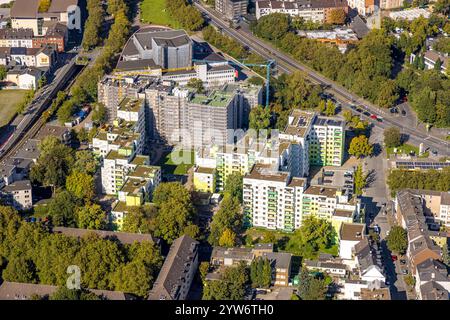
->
[0,0,448,305]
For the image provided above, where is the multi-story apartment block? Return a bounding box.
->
[98,76,260,145]
[112,165,161,229]
[92,98,145,156]
[255,0,348,23]
[243,165,360,232]
[186,90,240,148]
[243,163,307,231]
[193,166,216,193]
[309,116,345,167]
[279,110,314,177]
[0,179,33,210]
[215,0,248,20]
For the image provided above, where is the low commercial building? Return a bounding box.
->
[149,235,199,300]
[389,8,430,21]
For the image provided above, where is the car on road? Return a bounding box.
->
[350,105,357,110]
[391,255,398,261]
[363,111,371,117]
[355,107,363,113]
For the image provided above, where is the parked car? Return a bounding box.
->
[363,111,371,117]
[400,259,407,265]
[402,269,408,275]
[391,255,398,261]
[401,109,407,116]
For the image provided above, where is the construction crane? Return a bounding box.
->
[193,58,275,108]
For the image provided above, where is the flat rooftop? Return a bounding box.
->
[303,185,338,198]
[120,177,147,194]
[118,98,143,113]
[190,90,234,107]
[283,110,315,137]
[244,163,289,183]
[128,165,160,178]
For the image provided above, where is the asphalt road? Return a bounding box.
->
[194,3,450,156]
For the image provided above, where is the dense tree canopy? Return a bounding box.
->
[202,263,249,300]
[387,168,450,193]
[386,226,408,254]
[208,194,242,246]
[286,216,334,258]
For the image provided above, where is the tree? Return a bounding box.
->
[153,182,192,208]
[442,243,450,266]
[202,263,249,300]
[249,105,271,131]
[76,204,106,230]
[187,78,204,94]
[73,150,98,175]
[286,216,334,258]
[121,206,156,234]
[0,65,6,80]
[348,135,374,158]
[384,127,401,148]
[38,75,47,89]
[404,274,416,287]
[155,198,195,244]
[30,137,74,192]
[112,260,153,298]
[376,80,399,109]
[253,13,290,41]
[92,103,108,124]
[49,287,100,300]
[343,110,353,122]
[250,257,272,288]
[297,268,327,300]
[199,261,210,281]
[66,170,95,201]
[208,194,242,246]
[224,172,243,203]
[38,0,51,12]
[47,191,79,227]
[354,164,367,197]
[387,168,450,193]
[324,100,336,116]
[261,230,276,244]
[74,234,124,290]
[2,255,37,283]
[328,8,346,25]
[386,226,408,254]
[219,228,236,247]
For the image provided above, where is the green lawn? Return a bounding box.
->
[386,143,420,157]
[0,90,30,127]
[140,0,181,28]
[158,149,194,175]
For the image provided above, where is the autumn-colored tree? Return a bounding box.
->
[328,8,346,25]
